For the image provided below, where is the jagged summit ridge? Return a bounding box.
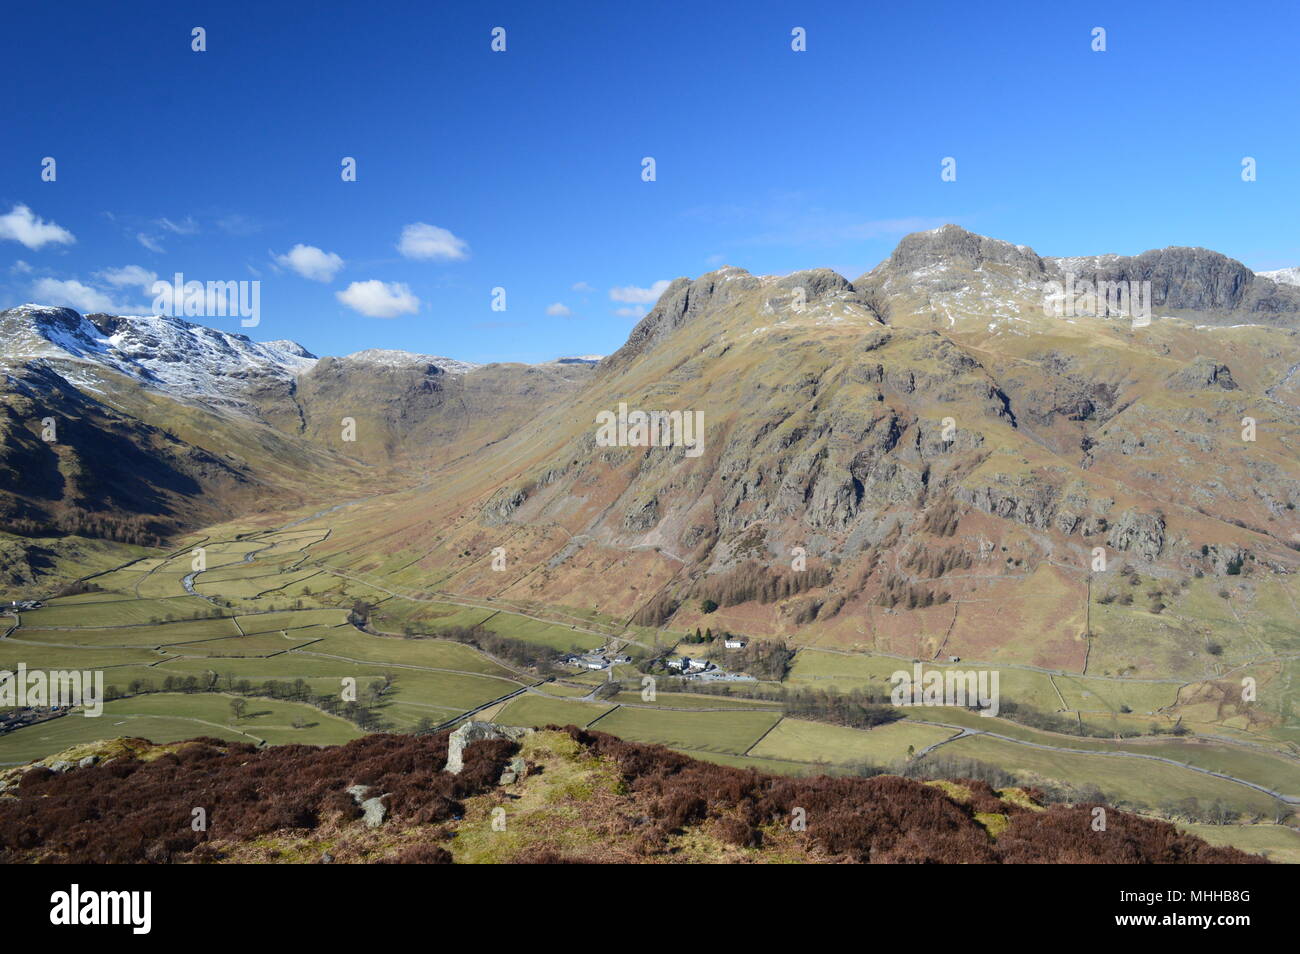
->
[604,264,879,371]
[855,225,1300,329]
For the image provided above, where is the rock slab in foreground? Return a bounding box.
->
[444,721,534,775]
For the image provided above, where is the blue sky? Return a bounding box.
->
[2,0,1297,363]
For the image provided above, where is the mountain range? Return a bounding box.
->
[3,226,1298,698]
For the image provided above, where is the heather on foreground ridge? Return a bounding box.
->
[0,727,1264,864]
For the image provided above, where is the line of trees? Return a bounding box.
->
[426,623,564,673]
[693,561,833,609]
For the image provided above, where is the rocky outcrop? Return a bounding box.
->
[623,495,660,533]
[603,268,762,370]
[858,225,1300,328]
[482,486,527,526]
[1167,357,1238,392]
[346,783,388,827]
[1203,544,1248,576]
[443,722,534,775]
[772,268,859,306]
[887,224,1048,278]
[958,476,1062,532]
[1106,508,1166,562]
[1046,247,1300,325]
[499,756,527,785]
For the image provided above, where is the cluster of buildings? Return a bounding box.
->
[562,649,633,672]
[667,656,714,674]
[0,706,67,735]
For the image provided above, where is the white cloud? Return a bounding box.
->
[274,244,344,282]
[571,281,594,293]
[610,279,670,304]
[336,280,420,318]
[614,306,646,318]
[96,265,158,292]
[397,223,469,261]
[0,204,75,250]
[545,302,572,317]
[136,232,165,253]
[32,278,118,313]
[11,260,33,274]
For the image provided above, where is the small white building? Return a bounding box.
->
[723,636,747,649]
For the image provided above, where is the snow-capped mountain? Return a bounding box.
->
[1257,266,1300,288]
[340,349,604,371]
[341,348,481,374]
[0,305,593,408]
[0,304,317,404]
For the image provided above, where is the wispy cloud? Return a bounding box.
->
[571,281,594,293]
[31,277,142,314]
[610,279,670,304]
[216,213,262,236]
[136,232,165,253]
[156,216,199,235]
[545,302,572,317]
[684,193,951,249]
[95,265,158,292]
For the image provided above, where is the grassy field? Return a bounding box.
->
[939,733,1282,816]
[608,690,783,710]
[0,693,361,763]
[750,718,959,767]
[1174,822,1300,864]
[305,628,519,677]
[15,617,242,645]
[0,642,167,671]
[5,514,1297,862]
[892,706,1300,796]
[20,596,218,627]
[787,647,1180,717]
[591,706,783,755]
[495,693,613,728]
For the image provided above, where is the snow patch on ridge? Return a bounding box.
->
[342,349,480,374]
[1257,266,1300,288]
[0,304,318,405]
